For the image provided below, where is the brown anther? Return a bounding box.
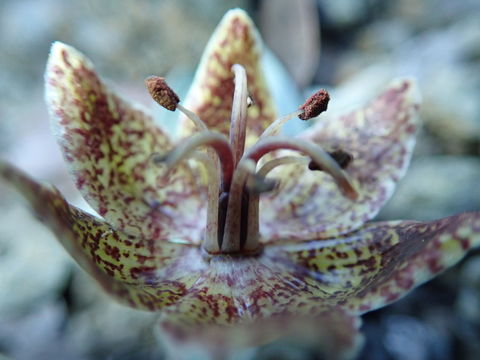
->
[145,76,180,111]
[247,92,255,107]
[309,149,353,171]
[298,89,330,120]
[149,152,167,165]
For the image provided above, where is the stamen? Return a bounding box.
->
[257,156,310,177]
[298,89,330,120]
[244,136,358,200]
[177,104,208,131]
[244,186,260,252]
[145,76,179,111]
[259,89,330,139]
[145,75,208,131]
[259,110,303,139]
[241,140,357,252]
[221,159,257,253]
[244,157,309,252]
[153,131,234,192]
[243,170,278,252]
[244,157,308,252]
[189,153,221,253]
[257,151,353,175]
[229,64,249,166]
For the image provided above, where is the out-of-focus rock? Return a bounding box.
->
[457,257,480,323]
[388,0,480,30]
[0,199,70,317]
[0,0,252,87]
[331,14,480,155]
[0,302,82,360]
[383,315,449,360]
[317,0,381,29]
[378,156,480,221]
[66,274,160,359]
[454,255,480,360]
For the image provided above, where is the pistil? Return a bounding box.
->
[229,64,249,166]
[221,159,257,253]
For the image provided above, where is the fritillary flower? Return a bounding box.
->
[1,8,479,359]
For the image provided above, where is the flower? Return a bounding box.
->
[1,8,479,358]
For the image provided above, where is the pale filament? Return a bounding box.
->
[188,153,222,253]
[259,110,303,139]
[243,136,358,200]
[155,131,234,192]
[177,103,209,132]
[256,156,310,178]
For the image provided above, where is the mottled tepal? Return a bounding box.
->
[1,8,479,359]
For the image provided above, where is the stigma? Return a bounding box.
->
[145,65,357,256]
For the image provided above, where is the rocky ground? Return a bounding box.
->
[0,0,479,359]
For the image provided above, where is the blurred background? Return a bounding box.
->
[0,0,479,359]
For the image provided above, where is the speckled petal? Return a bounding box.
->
[157,254,363,357]
[261,79,420,241]
[0,161,206,310]
[271,212,480,314]
[45,42,206,243]
[180,9,276,146]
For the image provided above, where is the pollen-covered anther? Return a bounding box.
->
[145,76,180,111]
[309,149,353,171]
[247,93,255,107]
[298,89,330,120]
[149,152,167,165]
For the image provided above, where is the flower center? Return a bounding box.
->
[145,66,358,255]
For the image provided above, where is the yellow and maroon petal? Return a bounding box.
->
[180,9,276,146]
[156,254,363,357]
[260,79,420,240]
[0,161,206,310]
[45,42,206,242]
[271,212,480,314]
